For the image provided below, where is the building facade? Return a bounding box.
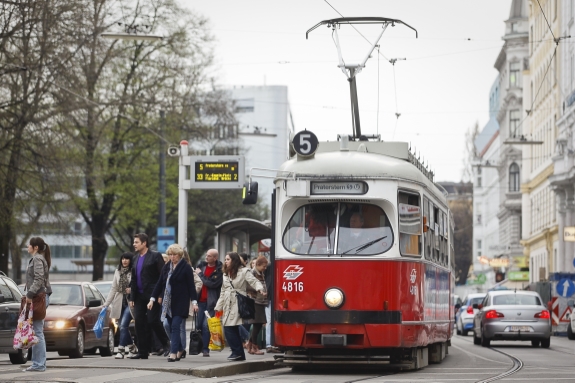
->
[521,0,560,283]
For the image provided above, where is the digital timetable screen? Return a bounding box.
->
[194,161,239,182]
[187,156,244,189]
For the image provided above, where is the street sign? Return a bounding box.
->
[157,227,175,253]
[564,226,575,241]
[507,271,529,281]
[560,307,572,323]
[556,278,575,298]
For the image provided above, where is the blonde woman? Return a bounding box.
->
[148,244,198,362]
[214,252,265,361]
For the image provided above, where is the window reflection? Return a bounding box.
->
[283,203,393,255]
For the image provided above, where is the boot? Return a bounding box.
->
[250,344,264,355]
[246,341,254,354]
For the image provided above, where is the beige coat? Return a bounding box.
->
[214,267,264,326]
[104,269,131,319]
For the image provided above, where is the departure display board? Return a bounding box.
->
[188,156,245,189]
[195,161,239,182]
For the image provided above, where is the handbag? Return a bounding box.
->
[93,306,107,339]
[13,304,39,350]
[20,292,46,321]
[229,279,255,320]
[188,312,203,355]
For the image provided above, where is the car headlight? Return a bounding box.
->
[324,288,344,309]
[45,320,72,329]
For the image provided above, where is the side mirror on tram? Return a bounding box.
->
[242,181,258,205]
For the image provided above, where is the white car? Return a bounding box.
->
[568,300,575,340]
[455,293,486,336]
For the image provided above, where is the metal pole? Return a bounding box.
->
[178,141,189,247]
[159,110,166,227]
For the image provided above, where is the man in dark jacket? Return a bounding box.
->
[194,249,223,357]
[128,233,170,359]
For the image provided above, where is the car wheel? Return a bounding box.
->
[58,351,70,357]
[531,340,540,347]
[99,328,114,357]
[69,324,85,359]
[462,330,468,336]
[568,323,575,340]
[456,327,461,335]
[473,330,481,345]
[540,337,551,348]
[9,350,26,364]
[480,327,490,347]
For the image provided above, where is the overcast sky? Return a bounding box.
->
[187,0,512,182]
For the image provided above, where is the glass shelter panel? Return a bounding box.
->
[283,203,393,255]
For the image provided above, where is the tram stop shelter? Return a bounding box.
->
[215,218,271,258]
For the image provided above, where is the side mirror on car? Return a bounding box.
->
[88,299,102,308]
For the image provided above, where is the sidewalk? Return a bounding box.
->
[43,347,279,378]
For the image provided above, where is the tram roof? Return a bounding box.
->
[278,140,445,198]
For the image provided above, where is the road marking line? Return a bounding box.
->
[75,369,161,382]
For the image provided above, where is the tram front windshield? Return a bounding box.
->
[283,203,393,255]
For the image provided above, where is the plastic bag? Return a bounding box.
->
[13,304,38,350]
[93,306,107,339]
[207,311,224,351]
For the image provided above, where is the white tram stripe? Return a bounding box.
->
[75,369,161,383]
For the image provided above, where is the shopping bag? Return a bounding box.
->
[189,312,203,355]
[207,311,224,351]
[93,306,107,339]
[13,304,38,350]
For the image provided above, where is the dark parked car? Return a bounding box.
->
[44,281,114,358]
[92,281,136,347]
[0,271,27,364]
[472,290,551,348]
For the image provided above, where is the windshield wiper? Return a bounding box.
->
[341,236,387,255]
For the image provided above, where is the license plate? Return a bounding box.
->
[509,326,530,332]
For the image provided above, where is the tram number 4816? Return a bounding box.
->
[282,281,304,292]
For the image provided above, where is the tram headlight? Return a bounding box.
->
[324,288,345,309]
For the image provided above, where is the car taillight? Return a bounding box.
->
[467,305,474,314]
[485,310,504,319]
[535,310,550,319]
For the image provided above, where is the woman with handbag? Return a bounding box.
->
[103,252,137,359]
[148,244,198,362]
[23,237,52,372]
[246,256,269,355]
[214,252,265,361]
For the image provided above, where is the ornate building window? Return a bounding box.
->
[509,163,520,192]
[509,110,521,138]
[509,62,521,87]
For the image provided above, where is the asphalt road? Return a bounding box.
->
[2,333,575,382]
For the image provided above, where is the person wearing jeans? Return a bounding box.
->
[24,236,53,372]
[214,252,265,361]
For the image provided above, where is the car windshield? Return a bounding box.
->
[50,285,83,306]
[493,294,541,306]
[283,203,393,255]
[94,283,111,298]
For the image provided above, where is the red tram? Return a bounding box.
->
[243,17,454,370]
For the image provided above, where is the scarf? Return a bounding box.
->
[119,267,130,295]
[161,259,180,321]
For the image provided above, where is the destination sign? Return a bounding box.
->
[310,181,367,195]
[195,161,239,182]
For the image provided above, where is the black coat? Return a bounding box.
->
[151,260,198,318]
[130,250,165,301]
[196,260,223,311]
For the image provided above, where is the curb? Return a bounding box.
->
[42,359,279,378]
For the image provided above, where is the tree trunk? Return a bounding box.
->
[91,228,108,281]
[9,237,22,284]
[0,226,10,275]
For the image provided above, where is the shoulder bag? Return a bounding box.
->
[229,277,255,320]
[20,292,46,321]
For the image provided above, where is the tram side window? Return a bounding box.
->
[398,191,422,256]
[423,196,432,260]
